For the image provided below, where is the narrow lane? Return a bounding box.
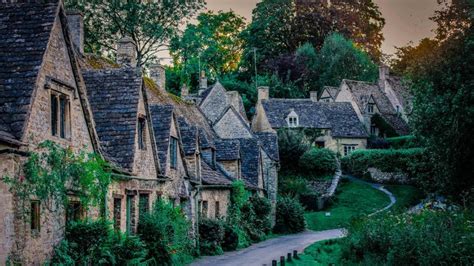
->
[190,229,346,266]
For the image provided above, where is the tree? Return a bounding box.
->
[391,38,439,77]
[241,0,385,71]
[169,11,246,82]
[65,0,205,66]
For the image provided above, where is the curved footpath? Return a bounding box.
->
[191,229,346,266]
[191,176,396,266]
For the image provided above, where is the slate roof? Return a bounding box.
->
[215,139,240,161]
[343,79,410,135]
[255,132,280,161]
[386,76,413,113]
[149,104,174,172]
[237,138,261,187]
[322,86,341,100]
[177,117,198,156]
[261,99,367,138]
[201,160,233,186]
[261,99,331,129]
[83,68,142,171]
[322,102,368,138]
[0,2,58,142]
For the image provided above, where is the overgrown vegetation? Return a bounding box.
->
[274,197,306,234]
[299,148,337,178]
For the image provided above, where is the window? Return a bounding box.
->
[113,198,122,231]
[288,116,298,127]
[30,201,40,233]
[51,92,70,138]
[370,125,377,136]
[202,200,208,218]
[126,195,136,234]
[66,201,83,224]
[215,201,220,218]
[368,103,375,114]
[138,194,150,220]
[170,137,178,169]
[138,117,146,150]
[343,145,357,156]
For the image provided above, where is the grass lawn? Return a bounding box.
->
[305,178,390,231]
[286,239,346,266]
[385,184,423,210]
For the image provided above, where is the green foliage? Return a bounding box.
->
[51,219,148,265]
[342,210,474,265]
[299,192,321,211]
[2,141,112,218]
[278,174,310,198]
[341,148,425,179]
[370,113,399,138]
[198,219,225,255]
[65,0,205,65]
[299,148,338,178]
[274,197,306,234]
[277,128,321,170]
[227,180,252,248]
[137,199,194,265]
[386,135,419,149]
[221,223,239,252]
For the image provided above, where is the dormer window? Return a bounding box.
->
[51,92,71,139]
[287,110,299,128]
[368,103,375,114]
[138,117,146,150]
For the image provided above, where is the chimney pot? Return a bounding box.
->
[66,10,84,54]
[379,65,390,91]
[310,91,318,102]
[257,86,270,102]
[117,36,137,67]
[149,63,166,91]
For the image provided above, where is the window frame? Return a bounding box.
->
[50,91,71,139]
[113,198,122,232]
[368,103,375,114]
[170,137,178,169]
[138,116,147,150]
[30,200,41,234]
[343,145,357,156]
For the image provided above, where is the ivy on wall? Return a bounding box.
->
[371,114,399,138]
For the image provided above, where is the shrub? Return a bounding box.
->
[274,197,306,234]
[341,148,425,178]
[342,210,474,265]
[367,137,390,149]
[198,219,224,255]
[299,148,337,178]
[386,135,418,149]
[221,223,239,251]
[249,196,272,235]
[278,174,310,198]
[299,192,320,211]
[137,199,194,265]
[277,128,318,170]
[111,234,148,265]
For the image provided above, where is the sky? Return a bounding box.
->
[161,0,440,64]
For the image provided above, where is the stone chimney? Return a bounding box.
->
[310,91,318,102]
[116,36,137,67]
[66,10,84,54]
[199,70,208,90]
[181,84,189,97]
[149,63,166,91]
[378,65,389,91]
[257,86,269,102]
[227,91,242,111]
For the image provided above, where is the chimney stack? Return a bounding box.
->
[149,63,166,91]
[378,65,389,91]
[310,91,318,102]
[181,84,189,97]
[257,86,270,102]
[116,36,137,67]
[199,70,208,90]
[66,10,84,54]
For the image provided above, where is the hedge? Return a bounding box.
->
[341,148,425,178]
[299,148,338,178]
[274,197,306,234]
[386,135,419,149]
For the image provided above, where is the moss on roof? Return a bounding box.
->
[83,54,120,70]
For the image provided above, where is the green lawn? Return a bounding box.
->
[286,239,345,266]
[305,178,390,231]
[385,184,423,210]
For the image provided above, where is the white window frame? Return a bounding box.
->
[343,145,357,156]
[368,103,375,114]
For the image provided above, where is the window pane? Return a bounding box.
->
[31,201,40,232]
[59,97,66,138]
[51,94,58,136]
[113,198,121,231]
[139,194,149,221]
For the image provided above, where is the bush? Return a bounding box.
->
[299,192,320,211]
[249,196,272,235]
[137,199,194,265]
[110,234,148,265]
[386,135,418,149]
[341,148,425,178]
[299,148,337,178]
[367,137,390,149]
[278,174,310,198]
[274,197,306,234]
[64,219,110,259]
[198,219,224,255]
[342,210,474,265]
[222,223,239,251]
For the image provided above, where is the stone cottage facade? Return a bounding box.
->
[252,87,369,156]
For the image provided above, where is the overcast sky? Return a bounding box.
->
[161,0,440,63]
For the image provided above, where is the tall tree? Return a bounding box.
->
[65,0,205,66]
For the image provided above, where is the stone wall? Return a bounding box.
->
[368,167,411,184]
[219,160,240,179]
[261,151,278,225]
[326,137,367,155]
[213,109,253,139]
[199,188,230,219]
[199,83,229,124]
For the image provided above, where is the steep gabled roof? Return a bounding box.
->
[254,132,280,161]
[261,99,331,129]
[321,86,341,100]
[177,117,198,156]
[149,104,174,171]
[322,102,368,138]
[83,68,142,171]
[0,2,58,142]
[386,76,413,112]
[237,137,261,187]
[201,160,233,186]
[215,139,240,161]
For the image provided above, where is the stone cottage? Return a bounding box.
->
[252,87,368,156]
[325,66,412,136]
[0,2,104,263]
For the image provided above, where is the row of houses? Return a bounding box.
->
[252,66,412,155]
[0,1,278,264]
